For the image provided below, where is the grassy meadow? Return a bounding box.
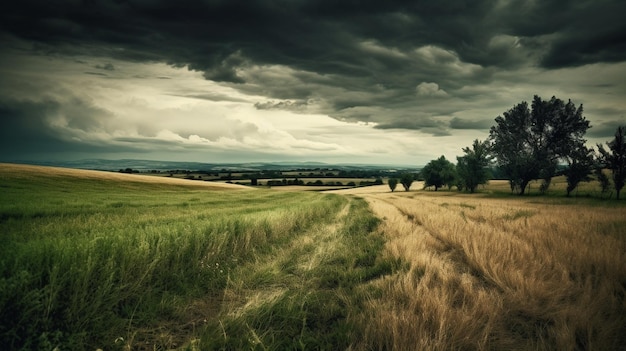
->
[2,164,625,350]
[0,164,393,350]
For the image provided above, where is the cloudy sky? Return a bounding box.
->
[1,0,625,166]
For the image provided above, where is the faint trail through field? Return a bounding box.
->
[221,200,352,318]
[330,185,495,282]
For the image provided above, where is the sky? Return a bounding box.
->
[1,0,625,166]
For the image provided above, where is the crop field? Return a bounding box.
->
[331,183,626,350]
[2,163,625,350]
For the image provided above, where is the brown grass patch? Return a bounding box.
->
[344,186,626,350]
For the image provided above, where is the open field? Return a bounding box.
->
[0,164,392,350]
[330,184,626,350]
[0,163,248,190]
[2,163,625,350]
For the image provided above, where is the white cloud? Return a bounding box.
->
[416,82,449,97]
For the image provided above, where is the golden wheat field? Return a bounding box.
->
[0,163,249,190]
[330,183,626,350]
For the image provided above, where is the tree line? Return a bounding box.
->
[388,95,626,199]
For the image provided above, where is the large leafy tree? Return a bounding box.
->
[457,139,492,193]
[489,96,590,195]
[598,126,626,200]
[421,156,456,191]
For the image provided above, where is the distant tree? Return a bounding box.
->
[456,139,492,193]
[250,177,258,186]
[595,168,612,199]
[421,156,456,191]
[598,126,626,200]
[388,178,398,192]
[489,96,590,195]
[400,173,414,191]
[564,145,595,197]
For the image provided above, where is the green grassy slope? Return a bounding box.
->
[0,164,394,350]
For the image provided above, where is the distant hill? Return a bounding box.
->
[0,163,249,190]
[10,159,419,172]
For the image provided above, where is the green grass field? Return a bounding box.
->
[0,164,395,350]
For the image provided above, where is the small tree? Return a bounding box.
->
[388,178,398,192]
[421,156,456,191]
[456,139,491,193]
[595,167,611,199]
[564,145,595,197]
[400,173,413,191]
[598,126,626,200]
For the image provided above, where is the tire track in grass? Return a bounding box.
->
[119,195,353,350]
[365,194,502,291]
[222,201,352,318]
[195,196,392,349]
[341,191,505,350]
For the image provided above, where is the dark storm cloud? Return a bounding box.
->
[587,120,626,139]
[0,96,132,160]
[1,0,625,135]
[0,99,66,155]
[374,115,450,136]
[83,71,108,76]
[0,100,106,161]
[449,117,493,131]
[3,1,625,70]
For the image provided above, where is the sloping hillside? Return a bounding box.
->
[0,163,249,190]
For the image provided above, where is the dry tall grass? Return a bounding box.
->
[340,188,626,350]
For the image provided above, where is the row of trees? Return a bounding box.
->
[389,96,626,199]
